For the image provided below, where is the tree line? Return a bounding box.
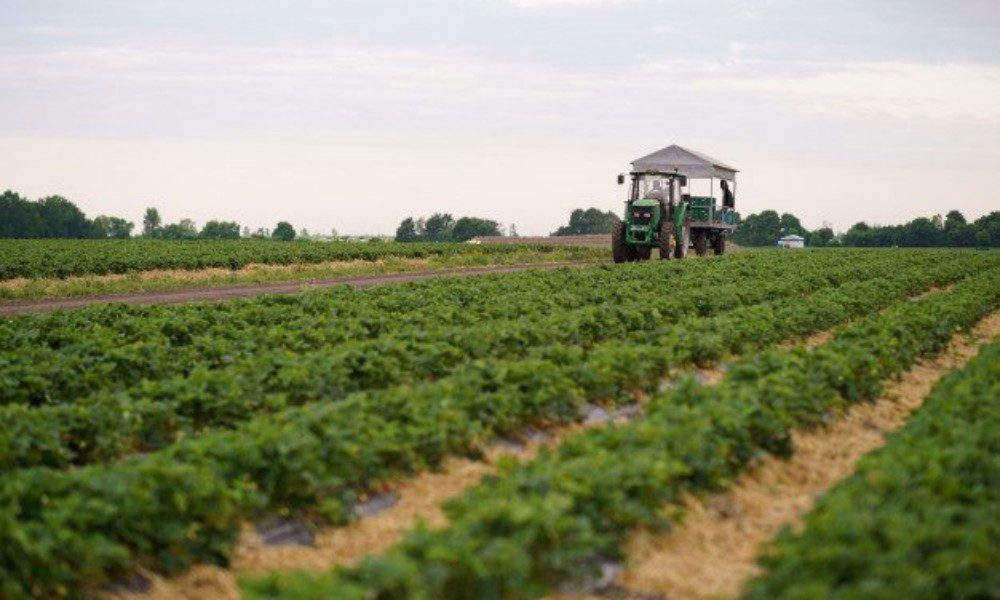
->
[1,190,298,241]
[7,188,996,248]
[732,209,1000,248]
[551,208,618,236]
[393,207,621,242]
[1,191,134,239]
[394,213,505,242]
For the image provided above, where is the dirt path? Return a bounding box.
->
[0,261,591,316]
[611,310,1000,600]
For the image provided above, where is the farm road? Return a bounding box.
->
[0,261,596,316]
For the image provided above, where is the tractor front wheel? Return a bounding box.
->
[612,221,634,263]
[658,219,675,259]
[674,220,691,259]
[712,233,727,255]
[692,230,708,256]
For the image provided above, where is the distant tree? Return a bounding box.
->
[779,213,807,237]
[395,217,420,242]
[807,227,835,248]
[945,223,976,247]
[732,210,782,246]
[0,190,44,238]
[898,217,943,247]
[251,227,270,238]
[841,221,873,247]
[931,213,945,230]
[242,226,251,238]
[509,223,519,237]
[92,215,134,239]
[298,228,310,240]
[944,210,966,229]
[423,213,456,242]
[330,227,339,238]
[552,208,618,236]
[143,207,163,238]
[396,213,503,242]
[272,221,296,241]
[836,210,999,248]
[160,219,199,240]
[452,216,501,242]
[36,196,93,238]
[200,220,241,239]
[972,211,1000,247]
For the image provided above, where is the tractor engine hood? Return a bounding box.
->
[628,199,659,230]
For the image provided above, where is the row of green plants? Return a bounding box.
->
[743,339,1000,599]
[1,260,990,597]
[1,250,936,406]
[241,266,1000,599]
[1,250,776,404]
[0,238,598,280]
[1,253,956,470]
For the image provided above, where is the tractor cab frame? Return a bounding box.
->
[612,145,738,263]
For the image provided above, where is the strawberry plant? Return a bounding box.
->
[743,340,1000,599]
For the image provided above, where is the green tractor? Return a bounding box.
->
[612,145,738,262]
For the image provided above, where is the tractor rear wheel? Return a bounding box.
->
[674,220,691,259]
[712,233,727,255]
[692,230,708,256]
[612,221,633,263]
[658,219,675,259]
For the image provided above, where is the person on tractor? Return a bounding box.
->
[721,179,735,208]
[643,179,674,218]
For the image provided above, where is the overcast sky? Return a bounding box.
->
[1,0,998,235]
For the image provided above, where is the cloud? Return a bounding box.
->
[506,0,623,7]
[673,60,1000,124]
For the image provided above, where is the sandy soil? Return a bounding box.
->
[612,310,1000,600]
[118,339,807,599]
[129,421,603,600]
[107,285,964,599]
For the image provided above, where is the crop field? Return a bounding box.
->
[0,239,604,304]
[0,239,607,280]
[1,248,998,599]
[744,339,1000,598]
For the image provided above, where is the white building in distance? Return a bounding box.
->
[778,234,806,249]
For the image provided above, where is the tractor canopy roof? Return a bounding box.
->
[631,144,737,181]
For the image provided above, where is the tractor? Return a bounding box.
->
[612,145,738,262]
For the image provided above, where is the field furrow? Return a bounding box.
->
[239,267,1000,598]
[741,334,1000,599]
[612,310,1000,600]
[2,249,997,600]
[128,292,920,600]
[1,250,922,406]
[3,252,977,471]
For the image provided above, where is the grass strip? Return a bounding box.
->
[0,246,606,302]
[0,239,600,281]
